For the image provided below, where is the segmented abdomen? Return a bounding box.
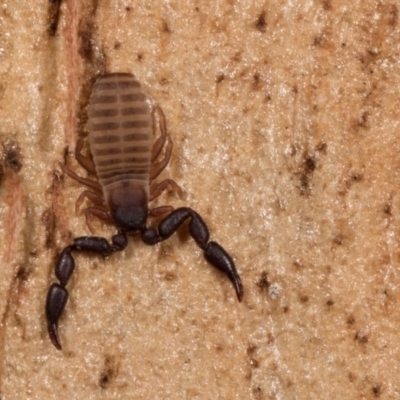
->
[87,73,152,193]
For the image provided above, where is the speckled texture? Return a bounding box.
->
[1,1,400,399]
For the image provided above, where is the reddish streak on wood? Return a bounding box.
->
[3,173,24,263]
[64,0,81,146]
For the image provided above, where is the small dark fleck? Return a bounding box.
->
[282,305,289,313]
[326,299,334,307]
[125,6,131,12]
[165,272,175,281]
[383,204,391,215]
[372,384,381,397]
[333,234,343,245]
[114,42,121,50]
[351,173,363,182]
[252,73,261,90]
[216,73,225,84]
[255,11,267,32]
[299,294,309,303]
[100,374,109,388]
[48,0,62,37]
[137,53,144,61]
[322,0,332,11]
[78,25,94,63]
[316,142,327,154]
[256,271,269,289]
[354,331,368,345]
[304,156,316,172]
[162,20,171,33]
[3,141,22,173]
[347,315,355,325]
[16,265,30,282]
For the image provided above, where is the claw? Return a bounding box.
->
[45,283,68,350]
[204,241,243,302]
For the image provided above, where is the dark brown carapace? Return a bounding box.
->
[45,73,243,350]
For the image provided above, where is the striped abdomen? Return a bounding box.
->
[87,73,152,196]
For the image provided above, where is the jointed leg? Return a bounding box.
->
[75,190,105,215]
[149,205,174,218]
[61,164,102,193]
[150,107,173,180]
[75,137,96,174]
[141,207,243,302]
[149,179,183,202]
[151,107,168,162]
[85,207,112,234]
[45,233,128,350]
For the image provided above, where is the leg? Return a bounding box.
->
[45,233,128,350]
[151,106,167,162]
[149,179,183,202]
[75,137,96,174]
[75,190,105,215]
[62,164,102,193]
[150,107,173,180]
[85,207,112,234]
[149,205,174,217]
[141,207,243,302]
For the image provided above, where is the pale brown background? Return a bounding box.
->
[1,1,400,399]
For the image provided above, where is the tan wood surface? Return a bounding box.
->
[1,1,400,399]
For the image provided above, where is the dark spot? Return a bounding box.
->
[304,156,316,172]
[252,73,261,90]
[298,153,317,196]
[249,358,259,368]
[162,20,171,33]
[299,173,310,195]
[3,141,22,173]
[348,372,356,382]
[247,345,260,368]
[137,53,144,61]
[372,384,381,397]
[313,36,323,46]
[216,73,225,84]
[100,374,109,388]
[351,172,363,182]
[16,265,30,282]
[99,355,119,389]
[78,23,95,63]
[165,272,175,281]
[47,0,62,36]
[247,345,257,355]
[347,315,355,325]
[159,77,169,86]
[255,11,267,32]
[256,271,269,289]
[282,305,289,313]
[114,42,121,50]
[316,142,327,154]
[293,85,298,94]
[293,260,302,269]
[321,0,332,10]
[299,294,309,303]
[354,331,368,345]
[195,7,200,12]
[253,387,262,399]
[125,6,131,12]
[333,234,343,245]
[383,204,391,215]
[42,208,55,249]
[326,299,334,307]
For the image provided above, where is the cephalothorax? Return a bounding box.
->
[45,73,243,350]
